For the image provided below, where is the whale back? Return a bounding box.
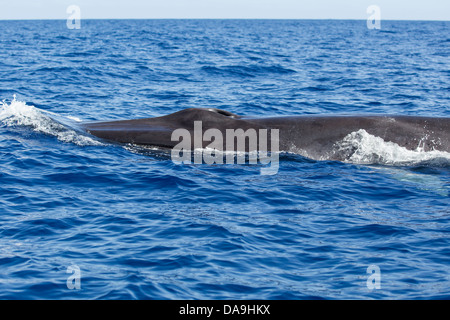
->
[83,108,450,160]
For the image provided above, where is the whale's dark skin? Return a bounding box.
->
[82,108,450,161]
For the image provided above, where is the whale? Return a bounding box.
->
[82,108,450,161]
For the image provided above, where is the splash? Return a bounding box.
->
[335,129,450,165]
[0,96,103,146]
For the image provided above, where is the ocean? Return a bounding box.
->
[0,19,449,299]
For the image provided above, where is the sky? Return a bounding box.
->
[0,0,449,20]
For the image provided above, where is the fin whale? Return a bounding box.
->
[82,108,450,161]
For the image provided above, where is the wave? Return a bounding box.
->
[334,129,450,166]
[201,64,296,77]
[0,96,103,146]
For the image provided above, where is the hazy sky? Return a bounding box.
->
[0,0,449,20]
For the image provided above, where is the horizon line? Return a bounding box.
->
[0,18,449,22]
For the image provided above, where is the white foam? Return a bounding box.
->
[335,129,450,165]
[66,115,82,122]
[0,96,103,146]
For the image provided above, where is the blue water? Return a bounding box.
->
[0,19,449,299]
